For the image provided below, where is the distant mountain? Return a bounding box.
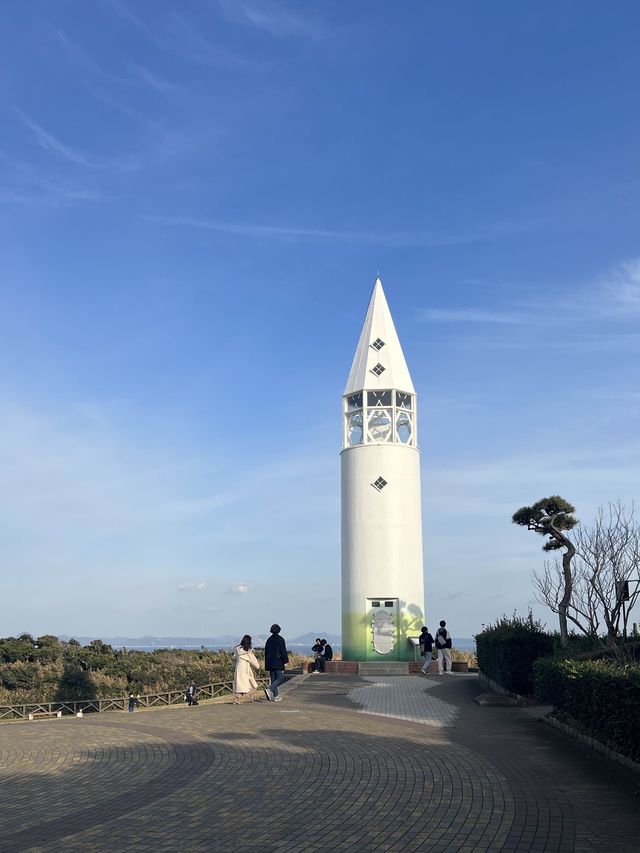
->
[289,632,341,647]
[56,632,475,652]
[58,632,343,651]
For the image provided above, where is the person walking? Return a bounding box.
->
[233,635,260,704]
[185,683,198,705]
[418,626,434,674]
[264,624,289,702]
[435,620,453,674]
[127,693,138,713]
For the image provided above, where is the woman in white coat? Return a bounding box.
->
[233,635,260,703]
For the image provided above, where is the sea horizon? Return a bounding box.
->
[57,633,477,653]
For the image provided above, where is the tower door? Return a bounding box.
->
[367,598,398,659]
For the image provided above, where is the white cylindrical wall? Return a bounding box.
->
[341,443,425,660]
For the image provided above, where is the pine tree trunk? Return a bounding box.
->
[558,543,576,650]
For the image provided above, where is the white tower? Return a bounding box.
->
[341,277,425,661]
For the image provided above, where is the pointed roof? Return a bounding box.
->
[344,277,415,396]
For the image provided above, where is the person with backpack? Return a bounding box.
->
[435,620,453,674]
[418,626,434,674]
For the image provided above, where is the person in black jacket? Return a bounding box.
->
[264,624,289,701]
[435,620,453,674]
[311,638,323,673]
[418,627,434,675]
[321,639,333,667]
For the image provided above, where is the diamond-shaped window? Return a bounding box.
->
[371,338,385,351]
[371,363,386,376]
[373,476,387,491]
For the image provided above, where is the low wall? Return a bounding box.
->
[305,660,469,674]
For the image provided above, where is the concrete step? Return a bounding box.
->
[358,662,411,676]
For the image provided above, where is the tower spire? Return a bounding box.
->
[344,276,415,396]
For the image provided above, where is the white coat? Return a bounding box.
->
[233,646,259,694]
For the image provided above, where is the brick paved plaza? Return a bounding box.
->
[1,673,639,852]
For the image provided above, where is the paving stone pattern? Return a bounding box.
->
[348,675,460,726]
[0,674,639,852]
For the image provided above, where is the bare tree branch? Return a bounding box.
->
[535,502,640,646]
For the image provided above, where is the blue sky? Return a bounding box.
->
[1,1,639,640]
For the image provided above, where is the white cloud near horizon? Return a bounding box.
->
[0,394,339,636]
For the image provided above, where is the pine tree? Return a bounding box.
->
[512,496,578,649]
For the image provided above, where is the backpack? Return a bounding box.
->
[436,628,448,648]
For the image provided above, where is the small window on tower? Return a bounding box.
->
[371,601,380,607]
[347,393,363,411]
[373,476,388,491]
[367,409,392,442]
[384,601,394,608]
[371,363,386,376]
[368,390,392,407]
[347,412,364,445]
[396,411,412,444]
[371,338,385,351]
[396,392,413,410]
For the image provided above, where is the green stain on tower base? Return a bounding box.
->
[342,605,424,662]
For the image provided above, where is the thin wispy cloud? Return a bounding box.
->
[420,308,524,324]
[146,214,543,248]
[216,0,334,40]
[603,258,640,313]
[0,153,105,207]
[230,582,250,594]
[54,29,134,88]
[580,388,640,403]
[14,108,139,172]
[52,30,175,130]
[56,29,178,98]
[440,331,640,353]
[178,581,206,592]
[125,62,178,96]
[111,1,258,69]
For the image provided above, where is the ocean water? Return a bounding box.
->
[121,637,477,653]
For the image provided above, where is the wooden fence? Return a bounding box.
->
[0,677,271,721]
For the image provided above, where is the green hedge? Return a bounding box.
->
[534,658,640,762]
[475,613,554,695]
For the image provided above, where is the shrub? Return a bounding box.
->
[534,658,640,762]
[452,648,477,667]
[0,661,42,691]
[475,612,553,695]
[0,635,270,703]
